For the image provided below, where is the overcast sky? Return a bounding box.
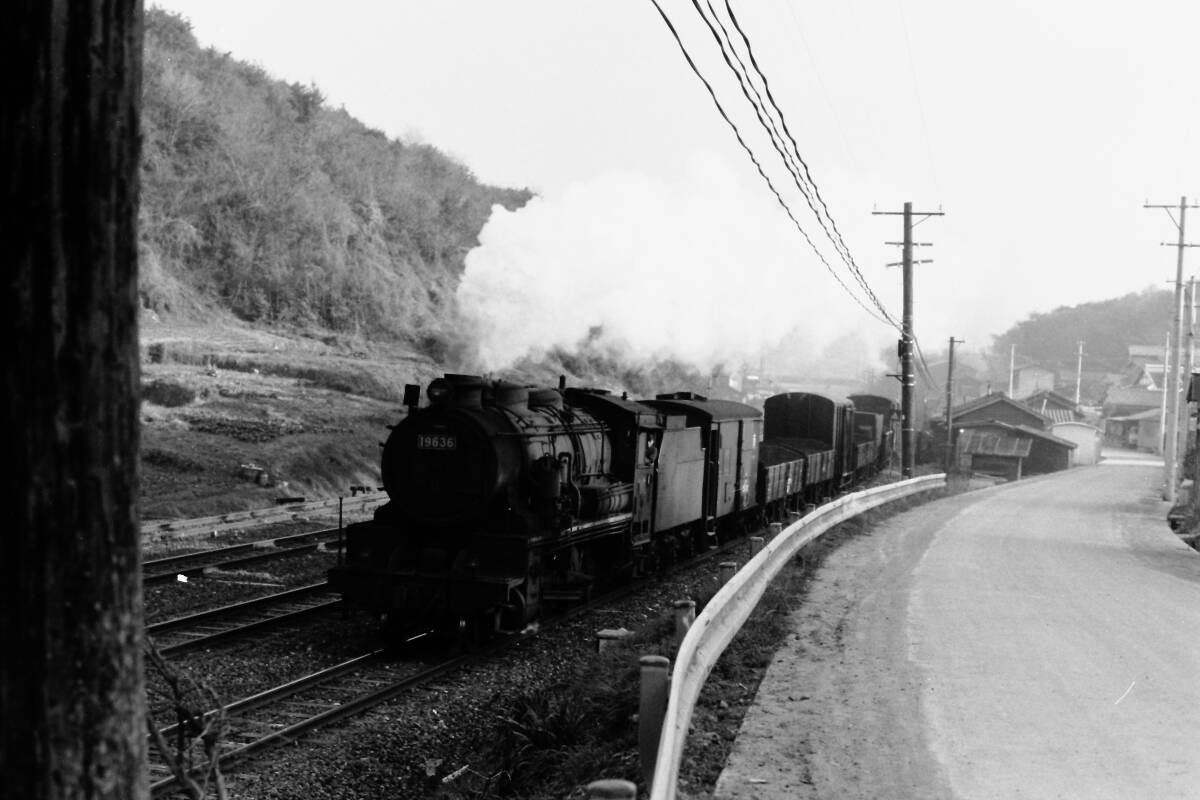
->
[150,0,1200,372]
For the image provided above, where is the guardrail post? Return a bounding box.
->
[769,521,782,538]
[719,561,737,584]
[596,628,630,653]
[673,599,695,647]
[586,779,637,799]
[749,536,764,556]
[638,654,670,790]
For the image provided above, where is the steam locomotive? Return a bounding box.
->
[328,374,897,639]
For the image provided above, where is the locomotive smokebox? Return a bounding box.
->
[381,400,523,526]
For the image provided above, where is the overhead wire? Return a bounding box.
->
[912,338,939,390]
[714,0,940,384]
[711,0,898,328]
[650,0,942,382]
[713,2,885,312]
[646,0,895,328]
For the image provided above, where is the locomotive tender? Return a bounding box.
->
[328,376,897,639]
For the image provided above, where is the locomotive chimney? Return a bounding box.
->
[402,383,421,413]
[558,374,566,391]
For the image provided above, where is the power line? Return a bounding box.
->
[718,2,884,308]
[697,0,898,327]
[647,0,895,327]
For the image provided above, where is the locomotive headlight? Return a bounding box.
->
[427,378,453,404]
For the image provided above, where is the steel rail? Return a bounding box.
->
[144,527,339,572]
[147,641,514,797]
[143,530,340,585]
[147,583,340,656]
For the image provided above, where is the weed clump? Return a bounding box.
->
[143,379,196,407]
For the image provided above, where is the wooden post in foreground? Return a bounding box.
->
[2,2,147,797]
[638,655,670,790]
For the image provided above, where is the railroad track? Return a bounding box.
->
[147,645,496,796]
[143,528,342,585]
[144,524,771,795]
[146,582,342,656]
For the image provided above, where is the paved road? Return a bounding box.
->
[714,461,1200,799]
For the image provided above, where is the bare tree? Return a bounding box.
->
[1,1,147,798]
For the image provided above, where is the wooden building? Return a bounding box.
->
[1023,390,1080,424]
[1011,362,1058,400]
[948,392,1076,477]
[952,392,1053,429]
[956,421,1076,478]
[1103,386,1164,450]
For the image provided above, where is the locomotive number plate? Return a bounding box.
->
[417,434,457,450]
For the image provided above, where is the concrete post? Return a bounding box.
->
[596,628,630,653]
[586,779,637,799]
[769,521,782,538]
[673,599,695,647]
[719,562,737,584]
[638,654,670,790]
[749,536,764,556]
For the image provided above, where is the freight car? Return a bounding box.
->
[847,393,900,473]
[329,376,895,641]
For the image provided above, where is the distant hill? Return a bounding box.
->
[139,8,532,359]
[990,288,1174,375]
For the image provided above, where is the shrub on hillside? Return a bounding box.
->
[142,379,196,407]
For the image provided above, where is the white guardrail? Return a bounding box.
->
[646,473,946,800]
[139,491,387,544]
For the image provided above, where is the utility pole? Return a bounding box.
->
[1145,196,1200,502]
[1161,331,1170,452]
[1008,345,1015,397]
[1186,278,1196,392]
[945,336,964,472]
[1074,341,1084,405]
[874,201,944,478]
[1185,278,1196,498]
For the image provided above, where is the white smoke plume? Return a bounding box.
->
[457,153,892,377]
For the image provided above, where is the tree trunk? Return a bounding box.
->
[1,1,146,798]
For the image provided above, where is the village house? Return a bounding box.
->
[1022,389,1080,424]
[948,392,1077,478]
[1010,362,1058,400]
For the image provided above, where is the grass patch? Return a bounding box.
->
[150,341,438,401]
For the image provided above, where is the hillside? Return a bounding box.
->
[139,8,531,360]
[990,287,1174,374]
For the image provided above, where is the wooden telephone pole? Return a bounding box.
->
[874,201,944,477]
[1074,341,1085,405]
[945,337,964,472]
[1145,197,1200,502]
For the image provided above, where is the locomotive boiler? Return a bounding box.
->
[329,374,656,636]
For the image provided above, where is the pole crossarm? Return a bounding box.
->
[1145,201,1200,233]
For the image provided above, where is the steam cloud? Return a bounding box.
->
[457,154,889,376]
